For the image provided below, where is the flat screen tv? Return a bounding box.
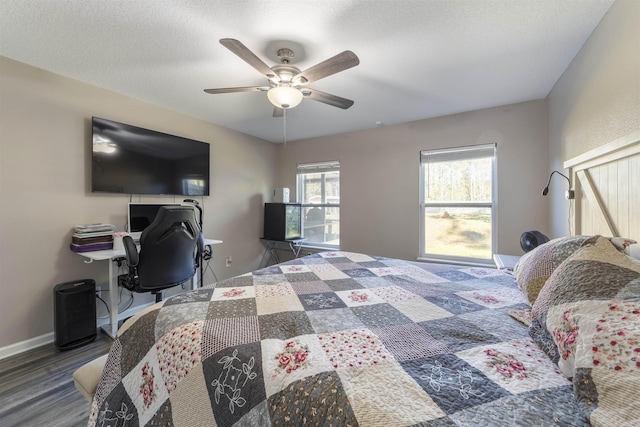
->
[91,117,210,196]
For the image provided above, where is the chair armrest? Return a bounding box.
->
[122,235,139,267]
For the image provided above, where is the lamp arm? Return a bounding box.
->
[542,170,570,195]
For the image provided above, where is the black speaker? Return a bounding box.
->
[54,279,97,350]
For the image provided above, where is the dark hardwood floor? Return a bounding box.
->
[0,332,112,427]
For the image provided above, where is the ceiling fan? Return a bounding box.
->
[204,39,360,117]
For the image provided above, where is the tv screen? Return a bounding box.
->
[91,117,210,195]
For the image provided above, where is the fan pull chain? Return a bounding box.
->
[283,108,287,146]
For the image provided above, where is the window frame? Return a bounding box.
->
[296,161,341,249]
[418,144,497,265]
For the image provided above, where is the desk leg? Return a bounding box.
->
[260,241,279,268]
[289,241,303,258]
[105,260,118,338]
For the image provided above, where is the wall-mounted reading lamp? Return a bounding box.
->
[542,171,575,199]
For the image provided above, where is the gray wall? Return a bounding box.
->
[0,57,278,349]
[547,0,640,237]
[278,100,548,261]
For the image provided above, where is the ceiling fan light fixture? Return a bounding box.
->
[267,85,303,109]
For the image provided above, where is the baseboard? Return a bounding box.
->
[2,301,155,361]
[0,331,54,361]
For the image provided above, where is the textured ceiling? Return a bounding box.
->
[0,0,614,143]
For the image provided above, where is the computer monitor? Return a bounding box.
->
[127,203,180,241]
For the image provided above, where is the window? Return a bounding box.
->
[419,144,496,263]
[297,161,340,248]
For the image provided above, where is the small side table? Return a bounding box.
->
[260,238,306,267]
[493,254,521,270]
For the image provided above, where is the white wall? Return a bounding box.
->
[547,0,640,237]
[0,57,278,348]
[278,100,548,261]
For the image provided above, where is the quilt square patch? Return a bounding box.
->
[459,267,505,278]
[456,338,570,394]
[118,309,160,376]
[216,273,254,287]
[96,383,139,427]
[344,268,378,278]
[154,302,210,340]
[351,303,412,328]
[322,278,364,292]
[435,270,476,282]
[424,293,486,315]
[169,363,217,427]
[403,354,509,414]
[394,264,450,283]
[457,287,528,308]
[256,294,304,315]
[202,342,266,426]
[318,328,393,368]
[457,278,506,291]
[121,347,170,425]
[390,297,454,323]
[331,262,364,271]
[206,298,257,319]
[267,372,357,425]
[337,362,446,425]
[370,285,420,302]
[449,386,590,427]
[335,288,385,307]
[299,292,347,311]
[251,273,288,286]
[261,335,333,397]
[306,307,366,333]
[420,316,501,352]
[308,263,351,281]
[212,285,255,301]
[399,281,456,298]
[252,265,282,275]
[284,271,321,282]
[321,256,353,264]
[289,280,333,294]
[156,320,204,393]
[460,309,530,341]
[254,282,295,298]
[201,316,260,360]
[163,288,215,306]
[372,323,449,361]
[258,311,315,340]
[279,264,311,274]
[342,252,377,263]
[355,275,398,288]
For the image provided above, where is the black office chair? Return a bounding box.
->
[118,206,204,302]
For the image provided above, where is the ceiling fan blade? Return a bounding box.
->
[220,38,279,83]
[204,86,269,94]
[294,51,359,85]
[303,88,354,109]
[273,107,284,118]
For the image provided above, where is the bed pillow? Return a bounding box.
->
[529,235,640,426]
[513,235,591,304]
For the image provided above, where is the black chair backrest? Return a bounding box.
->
[136,205,202,291]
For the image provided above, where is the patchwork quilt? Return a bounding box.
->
[89,252,589,426]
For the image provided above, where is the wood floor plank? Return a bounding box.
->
[0,332,111,427]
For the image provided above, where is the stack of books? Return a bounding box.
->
[70,223,116,253]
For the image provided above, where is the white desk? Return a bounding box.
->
[493,254,521,270]
[77,238,222,338]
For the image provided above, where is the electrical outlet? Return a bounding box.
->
[225,256,232,267]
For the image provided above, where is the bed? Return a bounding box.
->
[88,134,640,427]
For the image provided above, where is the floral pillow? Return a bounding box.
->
[529,235,640,425]
[513,235,591,305]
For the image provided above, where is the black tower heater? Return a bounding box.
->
[54,279,97,350]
